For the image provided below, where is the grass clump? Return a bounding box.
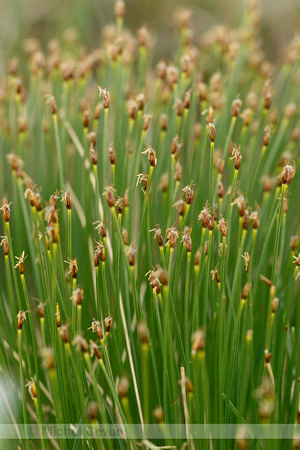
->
[1,0,300,448]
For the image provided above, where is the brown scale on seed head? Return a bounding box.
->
[138,322,149,345]
[218,180,224,199]
[17,310,30,330]
[146,269,162,294]
[172,198,186,217]
[166,224,179,248]
[290,235,299,253]
[94,219,107,238]
[241,252,250,272]
[263,79,272,110]
[263,125,271,147]
[103,186,116,208]
[136,172,148,191]
[142,145,157,167]
[89,145,98,165]
[122,228,128,246]
[65,258,78,279]
[127,242,137,266]
[142,114,152,132]
[90,341,102,360]
[210,264,220,283]
[71,287,84,306]
[25,377,38,400]
[0,201,12,223]
[72,335,89,353]
[94,240,105,266]
[115,196,123,215]
[217,217,228,237]
[208,121,216,143]
[231,194,246,217]
[191,330,205,355]
[280,162,296,185]
[198,201,211,228]
[175,162,182,183]
[181,232,192,253]
[149,225,163,247]
[242,283,251,300]
[60,324,70,344]
[61,191,72,210]
[108,143,116,165]
[231,145,242,170]
[98,86,110,109]
[88,319,104,341]
[182,181,194,205]
[14,251,27,275]
[242,209,250,230]
[0,235,9,256]
[231,97,243,117]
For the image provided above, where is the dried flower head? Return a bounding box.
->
[65,258,78,279]
[25,377,38,400]
[14,251,27,274]
[17,310,30,330]
[0,235,9,256]
[142,145,157,167]
[241,252,250,272]
[0,201,12,222]
[72,335,89,353]
[103,186,116,208]
[136,172,148,191]
[146,269,162,294]
[231,145,242,170]
[166,225,179,248]
[280,162,296,185]
[217,217,228,236]
[182,182,194,205]
[98,86,110,108]
[61,191,72,210]
[149,225,163,247]
[198,201,211,228]
[70,287,84,306]
[94,219,107,238]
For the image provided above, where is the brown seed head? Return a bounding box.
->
[25,378,38,400]
[142,145,157,167]
[231,145,242,170]
[166,225,179,248]
[0,236,9,256]
[72,335,89,353]
[65,258,78,279]
[231,98,243,117]
[191,330,205,354]
[208,122,216,143]
[98,86,110,109]
[263,126,271,147]
[108,143,116,165]
[14,251,27,275]
[17,310,29,330]
[198,202,211,228]
[90,341,102,360]
[94,219,107,238]
[182,182,194,205]
[1,201,12,222]
[114,0,126,17]
[61,191,72,210]
[89,145,98,165]
[280,163,296,185]
[60,325,70,344]
[87,401,99,421]
[242,283,251,299]
[71,288,84,306]
[290,235,299,252]
[150,225,163,247]
[138,322,149,345]
[103,186,116,208]
[217,217,228,236]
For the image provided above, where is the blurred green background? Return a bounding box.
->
[0,0,300,76]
